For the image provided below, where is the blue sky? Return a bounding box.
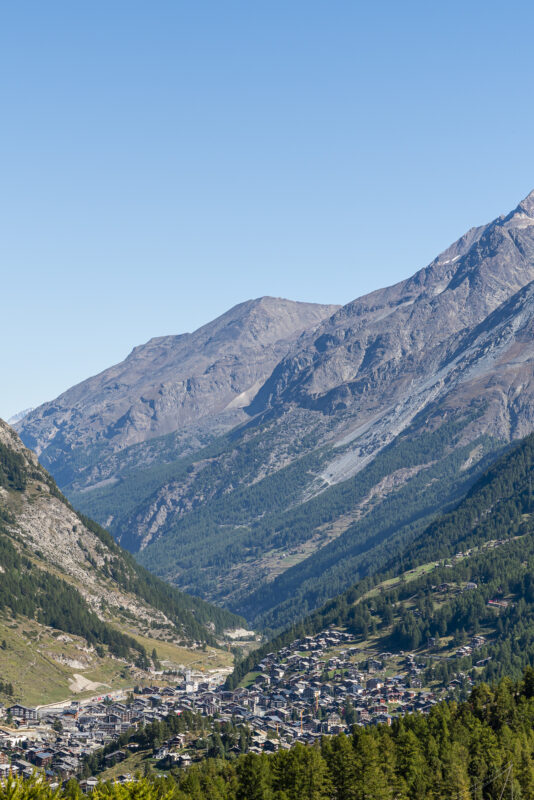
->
[2,0,534,419]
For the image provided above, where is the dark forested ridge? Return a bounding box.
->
[0,440,27,491]
[134,404,503,630]
[228,431,534,689]
[75,402,505,634]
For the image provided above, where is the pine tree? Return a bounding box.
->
[237,753,273,800]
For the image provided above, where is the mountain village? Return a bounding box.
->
[0,627,480,787]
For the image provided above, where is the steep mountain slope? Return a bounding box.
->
[17,190,534,633]
[17,297,338,488]
[132,191,534,625]
[224,277,534,628]
[229,431,534,690]
[0,420,241,703]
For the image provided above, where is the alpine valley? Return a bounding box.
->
[15,190,534,633]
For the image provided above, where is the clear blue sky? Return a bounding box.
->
[2,0,534,419]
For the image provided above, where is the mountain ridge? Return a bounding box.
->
[250,190,534,417]
[17,297,339,489]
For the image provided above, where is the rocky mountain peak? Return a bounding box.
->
[16,297,340,475]
[10,189,534,633]
[250,190,534,416]
[514,188,534,219]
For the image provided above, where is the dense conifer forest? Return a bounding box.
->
[227,431,534,689]
[134,407,501,626]
[67,400,502,632]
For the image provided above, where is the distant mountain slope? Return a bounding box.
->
[7,407,33,425]
[0,419,241,703]
[228,430,534,689]
[16,297,339,488]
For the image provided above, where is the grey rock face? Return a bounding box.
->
[0,420,172,626]
[17,297,339,480]
[251,191,534,417]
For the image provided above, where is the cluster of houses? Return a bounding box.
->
[0,690,195,785]
[219,629,447,738]
[0,627,476,785]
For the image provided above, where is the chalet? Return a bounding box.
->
[370,703,388,715]
[12,758,36,775]
[326,713,342,732]
[373,713,392,726]
[115,774,134,784]
[366,678,383,690]
[79,778,99,793]
[367,659,383,672]
[8,705,37,722]
[263,739,278,753]
[103,750,126,766]
[32,751,54,768]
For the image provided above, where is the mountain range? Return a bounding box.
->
[15,189,534,632]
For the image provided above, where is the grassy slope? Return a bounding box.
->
[0,612,233,707]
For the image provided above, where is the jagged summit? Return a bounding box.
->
[250,189,534,416]
[516,188,534,217]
